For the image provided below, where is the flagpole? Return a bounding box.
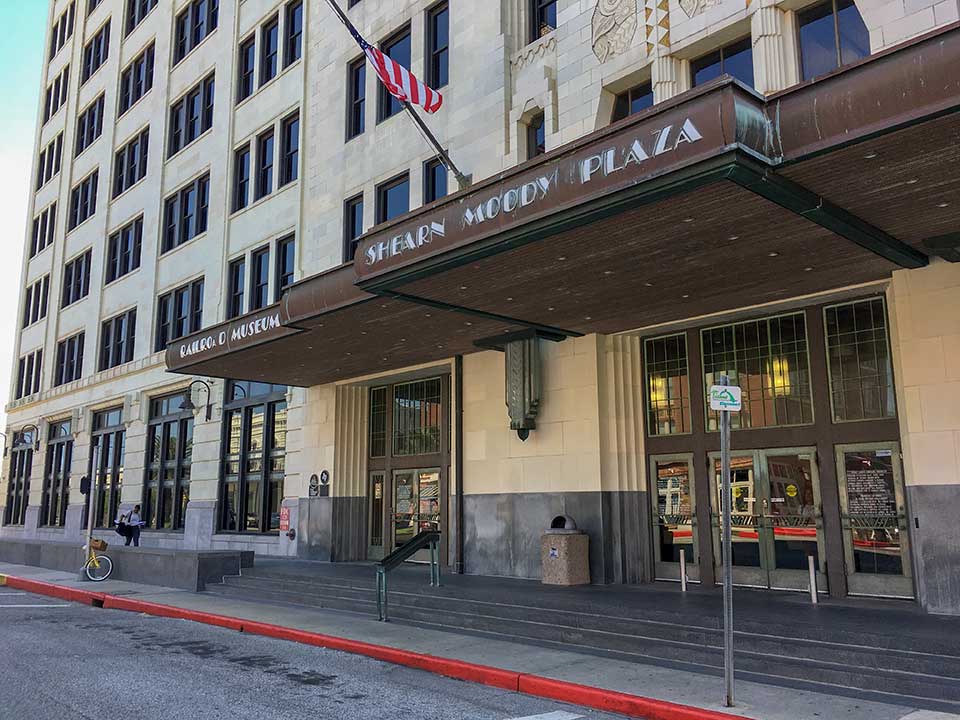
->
[322,0,471,190]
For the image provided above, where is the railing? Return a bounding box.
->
[376,530,441,622]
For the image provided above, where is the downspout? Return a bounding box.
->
[455,354,465,574]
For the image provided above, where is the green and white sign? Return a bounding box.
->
[709,385,742,412]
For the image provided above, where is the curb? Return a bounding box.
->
[0,573,749,720]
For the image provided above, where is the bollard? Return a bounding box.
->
[808,555,818,605]
[680,549,688,593]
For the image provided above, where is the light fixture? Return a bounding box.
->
[728,235,739,241]
[804,267,813,272]
[906,179,918,185]
[14,424,41,452]
[864,152,878,159]
[683,218,694,223]
[937,202,950,208]
[180,380,213,421]
[768,251,779,257]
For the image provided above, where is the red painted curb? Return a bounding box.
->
[101,596,245,631]
[3,575,105,606]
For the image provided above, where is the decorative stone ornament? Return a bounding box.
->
[678,0,721,19]
[592,0,639,63]
[504,337,542,440]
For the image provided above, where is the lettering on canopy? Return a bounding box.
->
[175,310,284,362]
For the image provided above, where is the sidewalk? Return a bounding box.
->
[1,561,955,720]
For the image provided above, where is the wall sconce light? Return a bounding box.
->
[16,425,41,452]
[179,380,213,421]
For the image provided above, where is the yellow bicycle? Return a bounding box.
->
[83,538,113,581]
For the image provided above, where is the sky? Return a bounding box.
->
[0,4,47,449]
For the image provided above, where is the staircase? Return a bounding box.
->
[205,560,960,712]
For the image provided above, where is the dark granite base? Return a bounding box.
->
[908,484,960,615]
[297,496,367,562]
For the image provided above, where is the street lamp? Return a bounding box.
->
[19,424,41,452]
[0,431,6,457]
[179,380,212,421]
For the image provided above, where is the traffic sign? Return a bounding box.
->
[709,385,742,412]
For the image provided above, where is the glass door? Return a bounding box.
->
[392,468,441,562]
[368,471,386,561]
[836,443,913,598]
[650,454,699,582]
[710,451,766,587]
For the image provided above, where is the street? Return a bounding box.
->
[0,590,622,720]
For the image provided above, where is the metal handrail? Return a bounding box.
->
[376,530,441,621]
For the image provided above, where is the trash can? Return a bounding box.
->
[541,515,590,586]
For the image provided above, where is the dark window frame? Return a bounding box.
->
[526,112,545,160]
[255,129,274,200]
[284,0,303,67]
[279,112,299,187]
[797,0,870,81]
[275,235,295,301]
[22,275,50,328]
[227,257,246,319]
[690,36,754,89]
[423,157,448,204]
[143,391,194,531]
[41,420,73,528]
[155,278,204,352]
[346,56,366,140]
[76,93,105,156]
[343,193,364,262]
[425,2,449,90]
[232,143,251,212]
[106,215,143,284]
[4,437,34,527]
[168,73,215,157]
[61,249,93,307]
[529,0,558,43]
[237,34,256,103]
[54,331,85,387]
[81,19,111,85]
[15,349,43,400]
[31,203,57,258]
[112,127,150,198]
[250,245,271,311]
[375,172,410,224]
[161,173,210,253]
[612,81,653,122]
[98,307,137,371]
[118,42,155,115]
[377,25,411,122]
[259,14,280,86]
[87,408,125,529]
[68,169,99,231]
[173,0,219,65]
[125,0,158,36]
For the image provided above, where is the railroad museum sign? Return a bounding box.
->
[166,306,299,369]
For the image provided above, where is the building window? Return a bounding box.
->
[68,170,98,230]
[88,408,125,529]
[343,194,364,262]
[168,73,215,157]
[119,43,154,115]
[41,421,73,528]
[54,332,85,386]
[76,93,105,156]
[4,432,35,527]
[426,2,449,89]
[31,203,57,258]
[155,278,204,351]
[62,249,92,307]
[275,235,295,301]
[369,386,387,457]
[50,2,76,60]
[81,20,110,85]
[526,112,545,160]
[87,0,103,15]
[347,57,366,139]
[824,297,896,422]
[392,378,443,455]
[376,174,410,224]
[284,0,303,67]
[106,216,143,284]
[701,312,813,430]
[644,334,691,436]
[220,381,288,533]
[143,392,193,530]
[251,247,271,310]
[162,174,210,253]
[113,128,149,198]
[227,258,246,319]
[260,15,279,85]
[15,349,43,400]
[36,133,64,191]
[174,0,219,64]
[22,275,50,328]
[125,0,158,36]
[237,35,256,103]
[233,144,251,212]
[280,112,299,186]
[423,158,447,204]
[256,130,274,200]
[377,27,411,122]
[691,37,754,89]
[43,64,70,124]
[798,0,869,81]
[613,82,653,122]
[98,308,137,371]
[529,0,557,42]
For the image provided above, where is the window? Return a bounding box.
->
[50,2,76,60]
[41,421,73,528]
[701,312,813,430]
[68,170,98,230]
[369,387,387,457]
[644,334,691,435]
[280,112,299,186]
[155,278,204,351]
[251,247,270,311]
[347,57,366,139]
[377,27,411,121]
[691,37,754,88]
[227,258,246,319]
[22,275,50,328]
[88,408,125,529]
[423,158,448,204]
[4,433,34,526]
[125,0,157,36]
[168,73,214,157]
[36,133,63,190]
[106,216,143,283]
[825,297,896,422]
[256,130,274,200]
[62,249,92,307]
[81,20,110,84]
[174,0,219,64]
[31,203,56,258]
[119,43,154,115]
[376,174,409,224]
[99,308,137,371]
[237,35,255,102]
[220,381,288,533]
[392,378,443,455]
[162,174,210,253]
[275,235,295,300]
[87,0,103,15]
[143,392,194,530]
[43,64,70,124]
[233,144,251,211]
[113,128,149,198]
[426,2,449,89]
[54,332,85,386]
[798,0,869,81]
[526,112,545,160]
[15,349,43,400]
[343,194,364,261]
[75,93,105,156]
[284,1,303,67]
[529,0,557,42]
[613,82,653,122]
[260,15,279,85]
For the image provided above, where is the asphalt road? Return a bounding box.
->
[0,590,625,720]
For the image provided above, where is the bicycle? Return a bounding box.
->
[82,537,114,581]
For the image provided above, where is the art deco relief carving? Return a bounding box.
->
[592,0,639,62]
[678,0,722,19]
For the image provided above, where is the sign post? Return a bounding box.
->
[709,377,742,707]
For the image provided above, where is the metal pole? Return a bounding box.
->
[679,546,688,593]
[720,374,734,708]
[79,441,101,581]
[808,555,818,605]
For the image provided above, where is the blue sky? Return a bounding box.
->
[0,4,47,442]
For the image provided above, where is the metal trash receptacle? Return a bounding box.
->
[541,515,590,586]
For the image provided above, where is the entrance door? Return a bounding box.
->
[836,443,913,598]
[710,448,826,590]
[393,468,441,562]
[650,454,699,582]
[367,471,386,561]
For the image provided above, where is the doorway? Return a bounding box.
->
[650,454,699,582]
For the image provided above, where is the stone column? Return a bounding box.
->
[751,0,800,95]
[651,54,689,103]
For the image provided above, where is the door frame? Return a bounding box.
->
[649,453,700,582]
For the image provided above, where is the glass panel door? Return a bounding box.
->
[391,468,441,562]
[368,471,385,561]
[650,454,699,582]
[710,451,767,588]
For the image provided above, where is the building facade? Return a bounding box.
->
[4,0,960,614]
